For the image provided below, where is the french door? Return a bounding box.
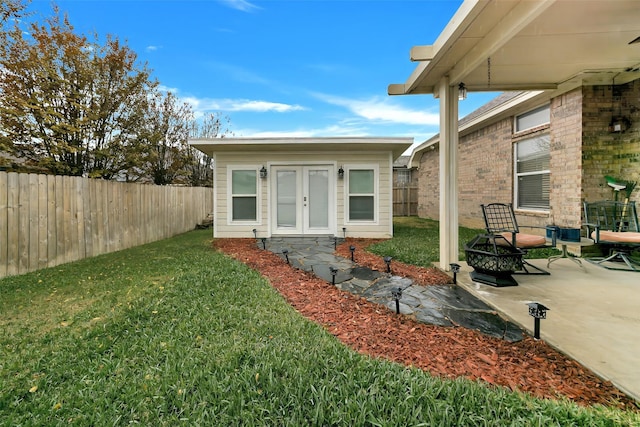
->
[271,165,334,235]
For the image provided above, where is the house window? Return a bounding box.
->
[515,104,550,132]
[231,169,257,221]
[515,134,550,210]
[395,168,411,186]
[348,168,375,221]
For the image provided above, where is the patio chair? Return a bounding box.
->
[583,201,640,272]
[480,203,556,275]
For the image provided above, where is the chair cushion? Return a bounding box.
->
[592,230,640,243]
[499,232,546,248]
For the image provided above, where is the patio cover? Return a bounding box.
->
[388,0,640,270]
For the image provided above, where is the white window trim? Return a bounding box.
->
[344,164,379,224]
[227,165,261,225]
[513,140,550,212]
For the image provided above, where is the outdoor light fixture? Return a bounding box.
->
[458,82,467,100]
[261,237,266,250]
[333,236,338,249]
[338,166,344,179]
[608,79,631,133]
[349,245,356,262]
[342,227,347,238]
[329,267,338,286]
[252,228,257,239]
[391,287,403,314]
[384,256,392,273]
[450,263,461,284]
[260,166,268,179]
[527,302,549,340]
[282,249,289,264]
[609,116,630,133]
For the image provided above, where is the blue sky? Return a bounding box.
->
[27,0,501,152]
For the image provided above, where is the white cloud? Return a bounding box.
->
[217,0,261,12]
[146,45,162,52]
[181,96,306,115]
[157,84,180,93]
[312,92,440,126]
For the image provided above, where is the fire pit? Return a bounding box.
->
[464,234,524,287]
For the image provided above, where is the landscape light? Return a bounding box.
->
[450,263,461,284]
[330,267,338,286]
[391,287,403,314]
[384,256,392,273]
[527,302,549,340]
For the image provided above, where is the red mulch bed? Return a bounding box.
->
[214,238,638,410]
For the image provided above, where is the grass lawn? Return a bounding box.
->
[1,229,637,425]
[367,217,560,268]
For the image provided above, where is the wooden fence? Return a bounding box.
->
[393,186,418,216]
[0,172,213,279]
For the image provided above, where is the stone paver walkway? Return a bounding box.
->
[263,236,523,342]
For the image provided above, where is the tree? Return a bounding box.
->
[0,0,28,30]
[137,91,193,185]
[0,9,155,178]
[186,113,233,187]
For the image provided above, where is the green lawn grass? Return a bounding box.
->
[1,230,636,425]
[367,217,560,268]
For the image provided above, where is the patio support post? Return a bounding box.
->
[438,76,460,271]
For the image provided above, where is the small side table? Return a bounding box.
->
[547,237,594,271]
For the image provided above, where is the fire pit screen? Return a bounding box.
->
[464,234,524,287]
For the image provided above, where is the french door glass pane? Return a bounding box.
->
[308,170,328,228]
[277,170,297,227]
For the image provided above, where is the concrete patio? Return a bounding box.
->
[456,257,639,404]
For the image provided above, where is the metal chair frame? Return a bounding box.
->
[481,203,556,275]
[583,201,640,272]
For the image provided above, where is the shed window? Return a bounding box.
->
[231,170,257,221]
[515,134,550,210]
[348,169,375,221]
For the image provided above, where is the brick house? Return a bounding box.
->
[387,0,640,268]
[410,82,640,233]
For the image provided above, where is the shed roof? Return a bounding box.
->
[189,137,413,160]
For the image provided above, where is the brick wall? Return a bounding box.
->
[582,81,640,206]
[549,88,583,228]
[416,80,640,234]
[415,148,439,220]
[418,116,552,231]
[459,120,514,229]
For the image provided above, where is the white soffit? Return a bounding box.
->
[389,0,640,95]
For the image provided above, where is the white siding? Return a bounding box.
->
[214,151,394,238]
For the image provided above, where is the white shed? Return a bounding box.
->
[189,137,412,238]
